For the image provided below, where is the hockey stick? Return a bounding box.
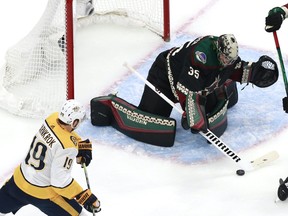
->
[82,163,96,216]
[124,62,278,171]
[273,31,288,112]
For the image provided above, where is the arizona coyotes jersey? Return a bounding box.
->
[167,35,245,107]
[13,112,83,199]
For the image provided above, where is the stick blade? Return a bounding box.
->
[250,151,279,169]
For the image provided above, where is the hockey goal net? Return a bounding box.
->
[0,0,170,118]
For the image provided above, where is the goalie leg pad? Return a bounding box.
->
[206,86,229,137]
[207,99,229,137]
[91,95,176,147]
[90,96,113,126]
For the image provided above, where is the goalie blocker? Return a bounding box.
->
[90,94,176,147]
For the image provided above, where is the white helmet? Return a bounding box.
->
[217,34,238,66]
[58,99,86,129]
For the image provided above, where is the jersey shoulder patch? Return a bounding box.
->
[192,36,219,67]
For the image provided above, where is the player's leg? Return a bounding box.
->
[205,86,229,137]
[0,178,27,214]
[33,195,82,216]
[138,50,174,117]
[138,84,173,117]
[1,177,82,216]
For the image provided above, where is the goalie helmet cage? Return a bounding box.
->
[0,0,170,118]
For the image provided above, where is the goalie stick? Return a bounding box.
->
[124,62,279,171]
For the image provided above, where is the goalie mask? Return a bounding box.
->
[59,99,86,129]
[217,34,238,66]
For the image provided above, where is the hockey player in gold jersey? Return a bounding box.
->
[0,100,101,215]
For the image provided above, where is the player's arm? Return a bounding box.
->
[51,148,101,213]
[50,148,83,198]
[265,4,288,32]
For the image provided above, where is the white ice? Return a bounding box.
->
[1,0,288,215]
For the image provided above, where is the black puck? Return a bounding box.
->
[236,169,245,176]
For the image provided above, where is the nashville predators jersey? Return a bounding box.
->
[13,112,83,199]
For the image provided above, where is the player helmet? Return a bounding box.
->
[217,34,238,66]
[58,99,86,129]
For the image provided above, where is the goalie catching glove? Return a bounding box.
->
[242,55,278,88]
[76,189,101,213]
[77,139,93,167]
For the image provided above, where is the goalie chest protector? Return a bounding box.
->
[90,95,176,147]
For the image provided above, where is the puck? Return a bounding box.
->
[236,169,245,176]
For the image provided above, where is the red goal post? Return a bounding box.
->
[0,0,170,118]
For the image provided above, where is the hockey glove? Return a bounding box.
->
[265,7,286,32]
[241,56,278,88]
[250,55,278,88]
[76,189,101,213]
[77,139,92,167]
[278,177,288,201]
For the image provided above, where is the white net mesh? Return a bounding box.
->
[0,0,168,118]
[90,0,165,37]
[0,0,68,118]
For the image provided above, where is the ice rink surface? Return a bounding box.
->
[1,0,288,215]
